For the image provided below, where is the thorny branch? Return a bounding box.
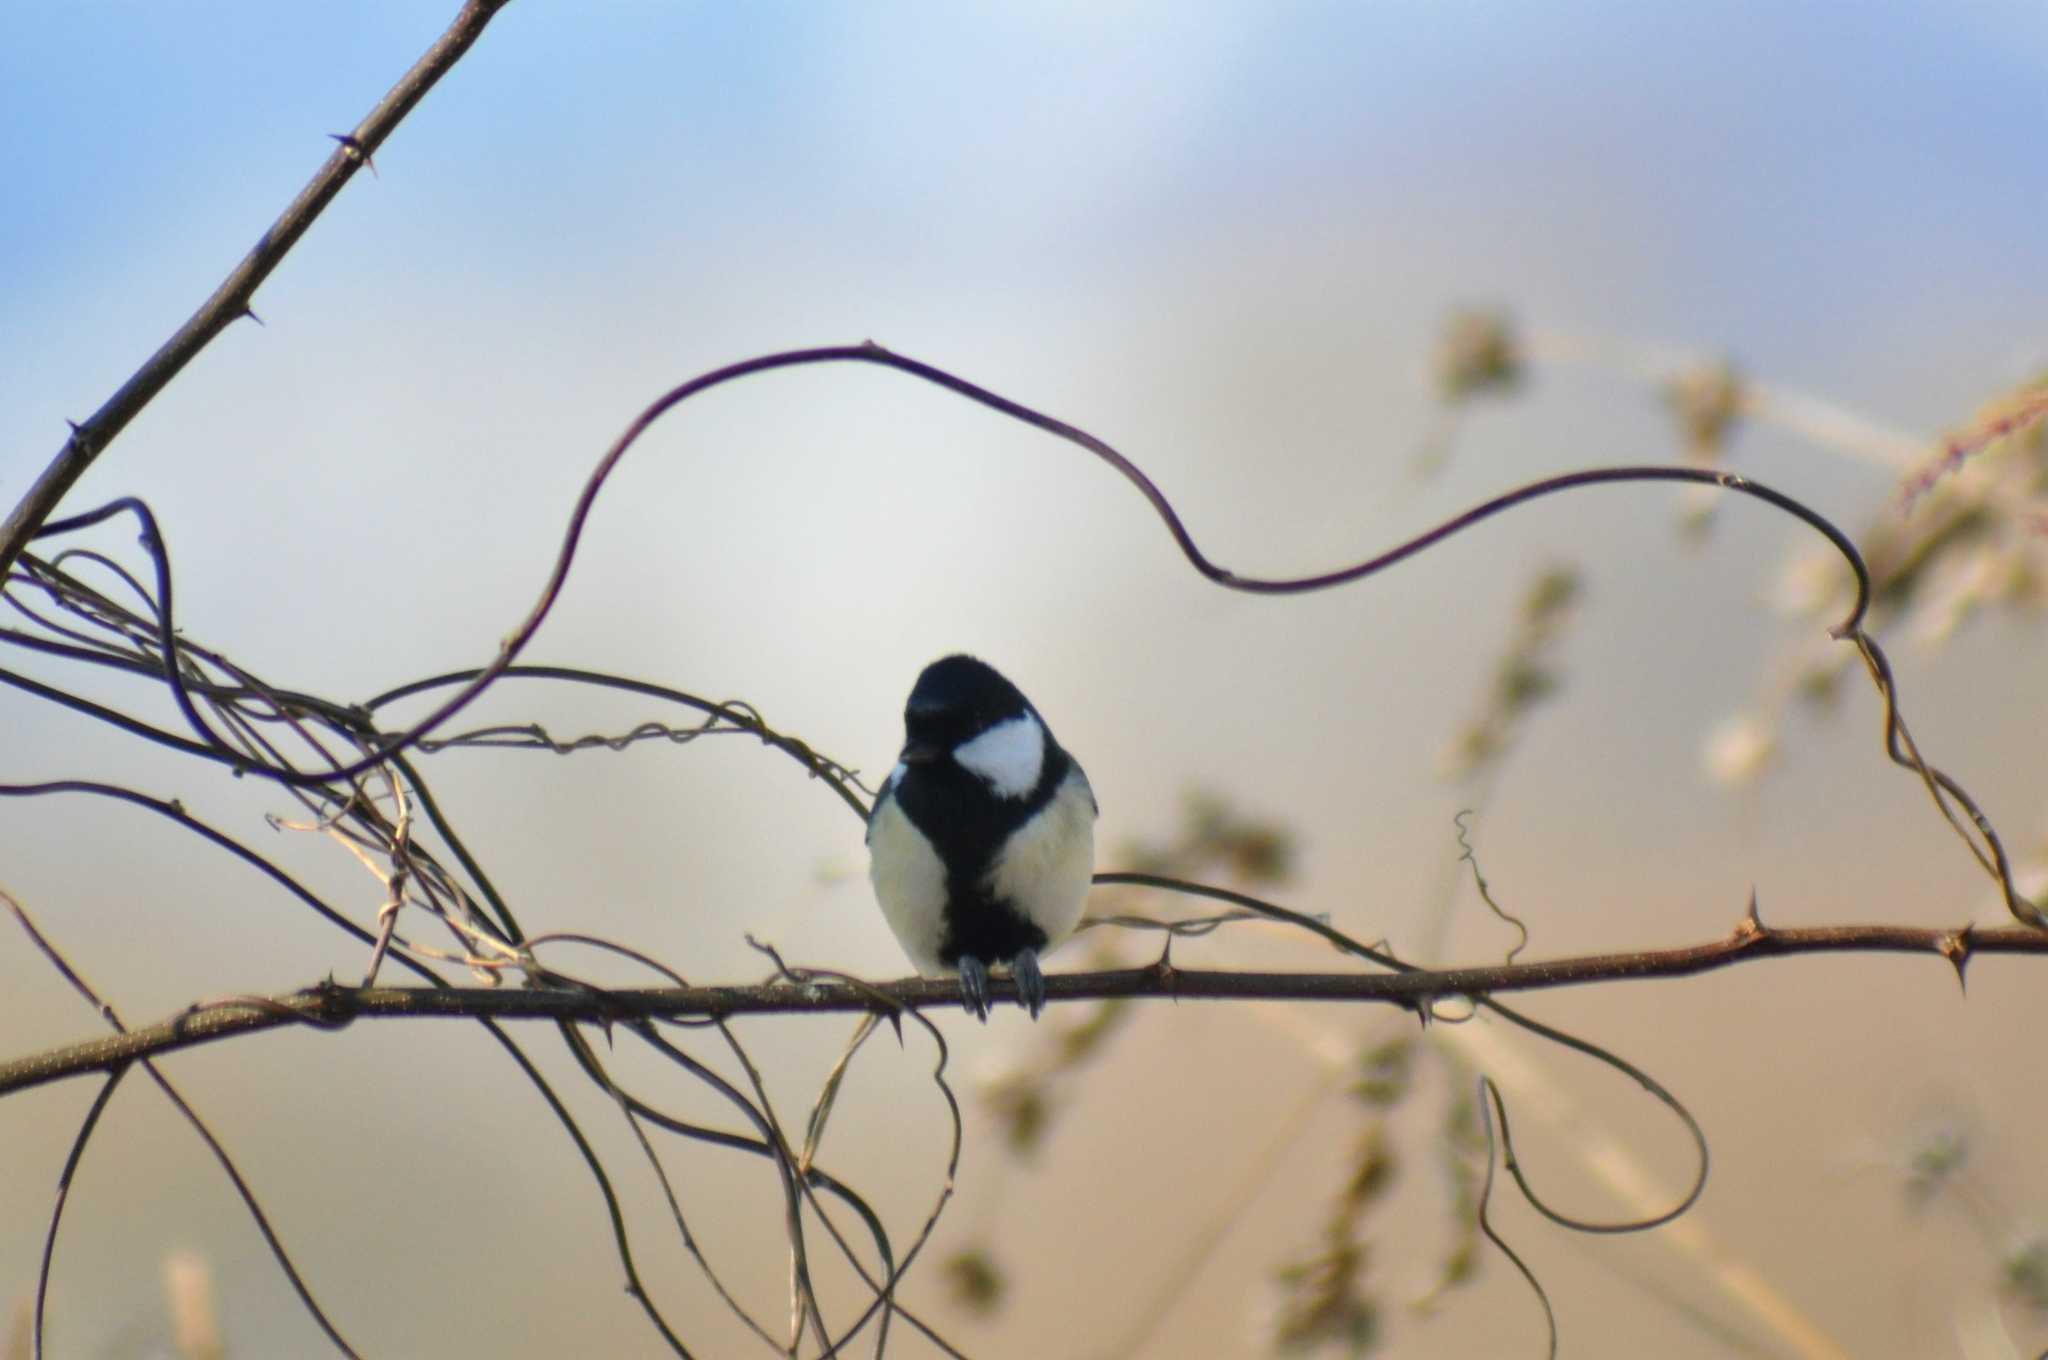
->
[1,914,2042,1099]
[0,0,514,582]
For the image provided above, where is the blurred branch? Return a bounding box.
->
[1523,323,1926,470]
[0,0,514,579]
[6,916,2040,1097]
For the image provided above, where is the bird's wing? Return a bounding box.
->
[865,761,907,843]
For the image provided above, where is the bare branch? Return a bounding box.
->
[5,919,2041,1098]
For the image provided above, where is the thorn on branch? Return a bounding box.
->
[1938,926,1974,993]
[60,419,97,462]
[1147,949,1179,1000]
[1734,888,1767,941]
[311,980,354,1029]
[62,419,96,458]
[327,132,377,176]
[241,305,265,327]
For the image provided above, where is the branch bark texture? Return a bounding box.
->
[3,917,2030,1098]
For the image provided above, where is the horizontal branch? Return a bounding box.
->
[4,915,2037,1098]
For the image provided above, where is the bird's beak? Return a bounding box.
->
[899,738,943,766]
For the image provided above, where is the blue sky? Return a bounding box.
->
[6,4,2042,390]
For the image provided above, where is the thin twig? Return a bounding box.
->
[1475,1076,1559,1359]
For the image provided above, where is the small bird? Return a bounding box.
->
[866,654,1097,1020]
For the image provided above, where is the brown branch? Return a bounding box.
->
[4,917,2035,1098]
[0,0,514,579]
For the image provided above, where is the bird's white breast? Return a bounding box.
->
[866,790,951,975]
[984,764,1096,953]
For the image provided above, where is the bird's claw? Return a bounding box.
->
[958,955,993,1022]
[956,953,1048,1021]
[1012,949,1047,1020]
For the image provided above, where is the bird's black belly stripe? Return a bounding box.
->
[938,876,1050,967]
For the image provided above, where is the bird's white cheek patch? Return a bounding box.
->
[953,715,1044,799]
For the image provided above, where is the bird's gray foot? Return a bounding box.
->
[957,955,993,1022]
[1012,949,1047,1019]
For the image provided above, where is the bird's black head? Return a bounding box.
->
[900,654,1032,765]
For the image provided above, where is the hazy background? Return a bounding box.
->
[3,3,2045,1356]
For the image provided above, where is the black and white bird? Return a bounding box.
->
[866,654,1097,1020]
